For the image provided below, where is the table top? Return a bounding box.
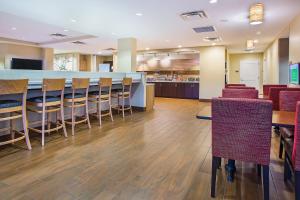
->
[196,106,295,128]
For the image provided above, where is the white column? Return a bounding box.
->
[116,38,137,72]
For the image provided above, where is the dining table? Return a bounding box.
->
[196,105,295,128]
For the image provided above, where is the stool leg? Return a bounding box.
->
[109,97,114,122]
[60,104,67,137]
[41,106,46,146]
[122,95,125,118]
[129,96,132,115]
[117,95,120,114]
[10,112,15,143]
[86,99,91,129]
[47,112,51,135]
[22,109,32,150]
[98,100,102,126]
[71,103,75,136]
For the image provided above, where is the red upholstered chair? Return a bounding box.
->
[284,102,300,200]
[263,84,287,96]
[226,86,256,90]
[222,89,258,99]
[211,98,273,200]
[225,84,246,88]
[269,88,300,111]
[278,91,300,159]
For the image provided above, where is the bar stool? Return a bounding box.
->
[64,78,91,136]
[112,77,133,118]
[88,78,113,126]
[27,79,67,146]
[0,79,31,150]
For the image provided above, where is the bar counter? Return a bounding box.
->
[0,70,146,133]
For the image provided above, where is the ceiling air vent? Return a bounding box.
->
[180,10,207,21]
[72,41,86,45]
[193,26,216,33]
[203,36,221,42]
[50,33,67,37]
[104,48,116,51]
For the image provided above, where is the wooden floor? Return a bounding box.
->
[0,98,295,200]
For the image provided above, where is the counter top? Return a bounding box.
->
[147,81,199,84]
[0,70,144,89]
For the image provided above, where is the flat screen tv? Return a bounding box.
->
[11,58,43,70]
[289,63,300,85]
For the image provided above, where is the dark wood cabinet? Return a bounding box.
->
[153,82,199,99]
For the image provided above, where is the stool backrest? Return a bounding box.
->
[99,78,112,88]
[72,78,90,89]
[123,78,132,86]
[0,79,28,95]
[42,79,66,92]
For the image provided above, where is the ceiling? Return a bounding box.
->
[0,0,299,55]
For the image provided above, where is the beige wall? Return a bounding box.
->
[290,14,300,64]
[198,46,226,99]
[263,39,279,84]
[0,43,54,70]
[228,53,264,89]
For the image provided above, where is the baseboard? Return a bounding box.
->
[198,99,212,102]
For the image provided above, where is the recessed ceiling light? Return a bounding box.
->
[136,13,143,16]
[254,39,259,43]
[212,43,216,46]
[165,40,170,42]
[11,27,16,30]
[256,31,261,35]
[64,29,69,32]
[209,0,218,4]
[145,47,150,50]
[97,51,102,54]
[70,19,77,23]
[178,45,182,48]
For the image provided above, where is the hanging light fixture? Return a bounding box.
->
[249,3,264,25]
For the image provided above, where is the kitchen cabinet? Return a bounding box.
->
[152,82,199,99]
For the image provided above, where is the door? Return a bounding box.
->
[240,60,260,89]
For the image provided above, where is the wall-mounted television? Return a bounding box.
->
[11,58,43,70]
[289,63,300,85]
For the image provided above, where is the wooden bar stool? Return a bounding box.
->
[27,79,67,146]
[89,78,113,126]
[64,78,91,136]
[0,79,31,150]
[112,77,133,118]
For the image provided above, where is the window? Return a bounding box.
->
[54,54,78,71]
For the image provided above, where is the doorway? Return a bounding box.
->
[240,60,260,89]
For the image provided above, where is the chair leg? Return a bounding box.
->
[98,100,102,126]
[60,104,67,137]
[295,171,300,200]
[86,100,91,129]
[117,95,120,114]
[47,112,51,135]
[279,135,284,159]
[211,156,220,198]
[257,164,261,177]
[41,107,46,146]
[284,154,292,182]
[262,165,269,200]
[22,109,32,150]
